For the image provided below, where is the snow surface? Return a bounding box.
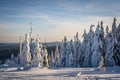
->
[0,64,120,80]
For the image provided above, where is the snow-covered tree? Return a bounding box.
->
[54,44,60,67]
[60,36,68,67]
[50,51,55,67]
[105,18,117,67]
[31,38,42,67]
[73,32,80,67]
[113,43,120,66]
[112,17,117,33]
[82,29,88,67]
[18,36,22,64]
[77,42,82,67]
[41,44,49,68]
[29,21,34,59]
[68,39,74,67]
[83,25,94,67]
[112,23,120,66]
[116,24,120,42]
[20,34,31,67]
[91,21,105,67]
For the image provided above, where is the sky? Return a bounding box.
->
[0,0,120,43]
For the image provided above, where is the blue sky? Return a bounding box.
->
[0,0,120,43]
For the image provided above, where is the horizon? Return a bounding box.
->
[0,0,120,43]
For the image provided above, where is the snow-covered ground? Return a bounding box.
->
[0,64,120,80]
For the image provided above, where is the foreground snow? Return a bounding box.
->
[0,65,120,80]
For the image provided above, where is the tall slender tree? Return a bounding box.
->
[60,36,68,67]
[105,17,117,66]
[31,38,42,67]
[83,25,94,67]
[92,21,105,67]
[20,34,31,67]
[55,44,60,67]
[73,32,80,67]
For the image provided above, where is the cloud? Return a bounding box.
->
[5,14,50,20]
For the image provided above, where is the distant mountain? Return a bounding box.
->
[46,41,62,47]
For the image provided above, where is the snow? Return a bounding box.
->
[0,65,120,80]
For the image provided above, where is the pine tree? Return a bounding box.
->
[113,44,120,66]
[41,44,49,68]
[80,30,88,67]
[105,18,117,67]
[83,25,94,67]
[31,38,42,67]
[73,32,80,67]
[68,39,74,67]
[82,29,89,67]
[60,36,68,67]
[29,21,34,59]
[20,34,31,67]
[112,23,120,66]
[112,17,117,33]
[91,23,100,67]
[116,24,120,41]
[54,45,60,67]
[91,21,105,67]
[51,51,55,67]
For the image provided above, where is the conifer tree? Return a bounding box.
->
[113,23,120,66]
[41,44,49,68]
[31,38,42,67]
[105,17,117,66]
[68,39,74,67]
[73,32,80,67]
[60,36,68,67]
[20,34,31,67]
[55,45,60,67]
[83,25,94,67]
[92,21,105,67]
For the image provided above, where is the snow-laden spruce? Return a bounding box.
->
[105,17,117,67]
[20,34,31,67]
[73,32,81,67]
[31,38,42,67]
[54,44,60,67]
[60,36,68,67]
[82,25,94,67]
[68,39,74,67]
[91,21,105,67]
[41,44,49,68]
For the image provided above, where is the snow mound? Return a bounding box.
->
[23,64,31,70]
[76,72,82,77]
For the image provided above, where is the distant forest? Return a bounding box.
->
[0,43,61,63]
